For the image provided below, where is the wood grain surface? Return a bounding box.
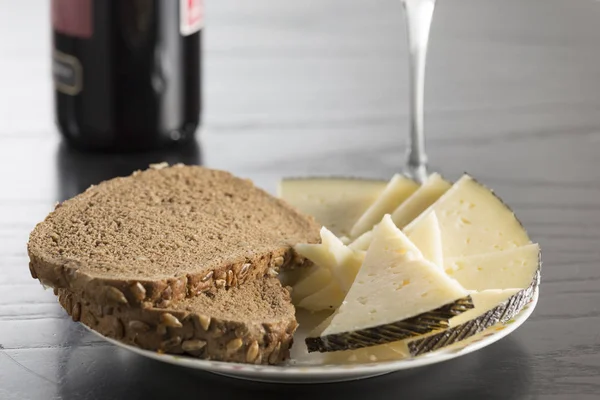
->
[1,0,600,399]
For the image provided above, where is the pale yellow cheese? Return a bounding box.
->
[321,215,467,336]
[298,282,345,312]
[324,288,522,362]
[348,230,373,251]
[404,174,531,258]
[391,173,451,229]
[292,266,331,303]
[294,227,365,311]
[322,341,410,364]
[406,211,443,268]
[309,313,334,337]
[445,244,540,291]
[294,242,335,272]
[348,212,443,268]
[319,228,364,291]
[349,174,418,238]
[278,178,387,237]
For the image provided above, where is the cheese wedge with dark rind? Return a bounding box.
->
[317,285,538,360]
[324,246,542,357]
[306,296,473,352]
[404,174,531,258]
[305,216,474,352]
[407,269,539,355]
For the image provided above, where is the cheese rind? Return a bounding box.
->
[444,244,540,291]
[350,174,418,238]
[278,178,387,237]
[306,296,474,352]
[450,289,521,326]
[404,174,531,258]
[325,289,521,362]
[391,173,451,229]
[306,216,472,352]
[322,288,528,361]
[408,275,539,356]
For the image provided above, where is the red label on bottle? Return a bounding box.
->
[51,0,93,38]
[180,0,203,36]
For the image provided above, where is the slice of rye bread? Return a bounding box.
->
[57,277,297,365]
[28,164,321,307]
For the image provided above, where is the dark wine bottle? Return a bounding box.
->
[51,0,202,152]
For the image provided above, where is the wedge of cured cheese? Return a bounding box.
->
[404,174,531,258]
[306,216,472,352]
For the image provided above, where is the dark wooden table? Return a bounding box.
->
[2,0,600,399]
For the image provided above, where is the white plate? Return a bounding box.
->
[89,289,538,384]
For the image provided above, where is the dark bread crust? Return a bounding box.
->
[28,164,320,307]
[57,279,297,365]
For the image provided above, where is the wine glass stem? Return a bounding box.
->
[402,0,436,182]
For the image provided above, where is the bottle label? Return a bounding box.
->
[51,0,93,38]
[180,0,203,36]
[53,50,83,95]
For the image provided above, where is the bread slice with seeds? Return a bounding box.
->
[28,164,320,307]
[58,277,296,365]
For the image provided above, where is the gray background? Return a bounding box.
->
[1,0,599,399]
